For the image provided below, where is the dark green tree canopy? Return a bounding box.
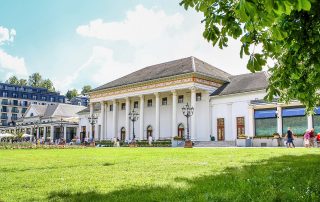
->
[5,73,57,92]
[6,76,19,85]
[81,85,92,95]
[180,0,319,113]
[66,89,78,100]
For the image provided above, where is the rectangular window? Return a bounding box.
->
[134,101,139,109]
[178,95,184,103]
[109,104,113,111]
[147,99,152,107]
[217,118,225,141]
[162,97,167,105]
[236,117,245,138]
[23,94,27,99]
[196,93,202,101]
[121,103,126,110]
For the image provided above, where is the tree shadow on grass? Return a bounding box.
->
[46,154,320,202]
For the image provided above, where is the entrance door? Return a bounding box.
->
[121,127,126,141]
[217,118,225,141]
[178,123,185,138]
[147,125,153,139]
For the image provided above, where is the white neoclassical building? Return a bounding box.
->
[83,57,231,142]
[79,56,316,146]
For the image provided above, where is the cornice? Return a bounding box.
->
[89,73,225,99]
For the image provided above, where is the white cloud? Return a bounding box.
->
[0,26,28,78]
[73,5,254,90]
[0,26,16,45]
[77,5,184,46]
[0,49,27,76]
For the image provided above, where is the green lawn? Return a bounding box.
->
[0,148,319,202]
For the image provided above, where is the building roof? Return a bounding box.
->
[77,103,101,114]
[92,56,231,92]
[25,103,86,118]
[211,72,268,96]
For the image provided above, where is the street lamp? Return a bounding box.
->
[87,113,98,142]
[128,109,139,141]
[182,102,194,148]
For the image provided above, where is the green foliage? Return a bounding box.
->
[180,0,320,113]
[65,89,78,100]
[81,85,92,95]
[5,75,19,85]
[41,78,55,92]
[5,73,57,92]
[18,79,27,86]
[28,72,42,87]
[0,148,319,201]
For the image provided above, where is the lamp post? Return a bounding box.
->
[88,113,98,142]
[182,102,194,148]
[128,109,139,141]
[57,117,65,142]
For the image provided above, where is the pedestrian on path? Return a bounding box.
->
[286,127,295,148]
[309,128,315,147]
[304,129,310,148]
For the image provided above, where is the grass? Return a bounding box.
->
[0,148,319,202]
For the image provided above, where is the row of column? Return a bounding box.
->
[92,87,198,140]
[19,125,71,141]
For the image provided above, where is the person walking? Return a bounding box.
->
[317,133,320,147]
[286,127,295,148]
[309,128,315,147]
[304,129,310,148]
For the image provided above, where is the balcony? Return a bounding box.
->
[11,108,19,113]
[12,101,19,106]
[21,108,27,114]
[1,108,8,112]
[1,100,10,105]
[1,114,8,120]
[11,116,18,121]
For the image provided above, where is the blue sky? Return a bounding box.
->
[0,0,251,93]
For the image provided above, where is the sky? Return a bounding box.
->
[0,0,253,94]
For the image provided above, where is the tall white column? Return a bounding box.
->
[248,105,255,137]
[89,103,94,139]
[64,125,67,140]
[307,115,313,129]
[276,106,282,135]
[43,127,47,140]
[125,97,131,141]
[155,93,160,140]
[100,101,105,140]
[50,125,54,142]
[112,99,118,138]
[171,90,177,138]
[139,95,144,140]
[190,87,197,140]
[36,127,40,139]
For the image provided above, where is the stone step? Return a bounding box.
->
[194,141,236,147]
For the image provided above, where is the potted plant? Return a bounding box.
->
[210,135,215,141]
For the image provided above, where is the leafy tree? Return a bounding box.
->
[18,79,27,86]
[180,0,319,112]
[6,76,19,85]
[81,85,92,95]
[41,79,55,92]
[28,73,42,87]
[65,89,78,100]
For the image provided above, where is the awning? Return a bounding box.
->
[254,109,277,119]
[282,108,305,117]
[314,107,320,115]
